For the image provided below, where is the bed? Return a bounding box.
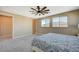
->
[32,33,79,52]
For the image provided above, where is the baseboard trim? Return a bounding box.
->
[13,33,32,39]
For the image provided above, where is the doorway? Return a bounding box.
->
[0,15,12,39]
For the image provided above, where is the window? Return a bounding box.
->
[59,16,68,27]
[41,19,50,27]
[52,16,68,27]
[52,17,60,27]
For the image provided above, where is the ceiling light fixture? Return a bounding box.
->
[29,6,50,16]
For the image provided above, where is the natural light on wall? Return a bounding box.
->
[41,19,50,27]
[52,16,68,27]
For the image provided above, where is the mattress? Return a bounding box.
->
[32,33,79,52]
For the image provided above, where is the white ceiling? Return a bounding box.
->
[0,6,79,19]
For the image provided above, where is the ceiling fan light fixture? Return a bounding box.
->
[30,6,50,16]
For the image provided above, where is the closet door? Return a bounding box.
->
[32,20,37,34]
[0,15,12,39]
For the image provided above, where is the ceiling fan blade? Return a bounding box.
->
[44,9,50,11]
[42,11,49,14]
[41,12,44,15]
[31,8,37,12]
[35,13,38,15]
[31,12,38,15]
[37,6,40,11]
[41,6,47,11]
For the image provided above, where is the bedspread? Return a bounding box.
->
[32,33,79,52]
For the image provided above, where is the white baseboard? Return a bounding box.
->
[13,33,32,39]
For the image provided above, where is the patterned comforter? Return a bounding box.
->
[32,33,79,52]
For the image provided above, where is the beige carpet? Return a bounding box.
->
[0,35,36,52]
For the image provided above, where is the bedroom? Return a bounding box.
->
[0,6,79,52]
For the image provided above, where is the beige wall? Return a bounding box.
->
[13,15,32,38]
[0,11,32,38]
[35,9,79,35]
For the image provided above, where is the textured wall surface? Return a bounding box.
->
[36,10,79,35]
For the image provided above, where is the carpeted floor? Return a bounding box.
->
[0,35,36,52]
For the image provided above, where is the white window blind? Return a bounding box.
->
[52,16,68,27]
[41,19,50,27]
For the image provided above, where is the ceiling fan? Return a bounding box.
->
[30,6,50,16]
